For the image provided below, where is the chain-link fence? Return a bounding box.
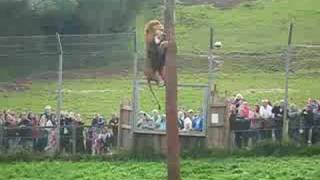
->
[1,14,320,154]
[0,33,135,123]
[0,124,117,155]
[223,23,320,149]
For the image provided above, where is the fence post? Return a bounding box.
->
[282,22,294,142]
[56,32,63,153]
[130,32,139,138]
[72,123,76,154]
[0,124,3,153]
[205,27,214,134]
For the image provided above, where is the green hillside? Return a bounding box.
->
[1,0,319,122]
[139,0,320,53]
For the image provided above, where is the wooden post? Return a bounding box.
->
[164,0,180,180]
[282,22,293,142]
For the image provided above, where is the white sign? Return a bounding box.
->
[211,113,219,124]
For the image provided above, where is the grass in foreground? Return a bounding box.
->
[0,156,319,180]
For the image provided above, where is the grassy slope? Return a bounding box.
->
[175,0,320,52]
[1,0,320,122]
[1,156,320,179]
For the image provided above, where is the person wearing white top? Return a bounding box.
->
[259,100,273,119]
[183,109,193,131]
[183,117,192,131]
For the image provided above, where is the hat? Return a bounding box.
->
[188,109,194,113]
[44,105,51,110]
[236,93,243,99]
[152,109,159,114]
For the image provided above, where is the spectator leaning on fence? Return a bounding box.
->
[177,110,185,130]
[259,99,273,120]
[151,109,162,129]
[0,112,4,126]
[192,113,203,131]
[109,113,119,146]
[314,105,320,126]
[239,101,250,119]
[182,109,193,131]
[232,93,244,113]
[137,111,154,130]
[159,114,166,130]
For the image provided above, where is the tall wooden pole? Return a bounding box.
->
[282,22,294,142]
[163,0,180,180]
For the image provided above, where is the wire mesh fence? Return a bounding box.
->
[0,124,117,155]
[0,33,136,124]
[0,17,320,154]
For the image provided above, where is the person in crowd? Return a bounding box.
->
[17,112,32,147]
[182,109,193,131]
[36,113,48,152]
[158,114,166,130]
[192,112,203,131]
[109,113,119,146]
[92,127,113,155]
[0,112,4,126]
[91,113,100,127]
[28,112,40,152]
[41,105,55,125]
[260,99,273,120]
[232,94,244,113]
[60,112,72,152]
[39,113,47,127]
[302,104,315,145]
[314,105,320,124]
[307,98,318,112]
[152,109,162,129]
[18,112,31,127]
[177,110,185,130]
[288,104,303,143]
[272,101,284,141]
[259,99,273,138]
[136,111,146,128]
[272,101,283,119]
[97,115,105,129]
[250,105,262,128]
[5,110,17,127]
[44,116,57,152]
[72,113,85,153]
[248,104,262,143]
[0,112,3,151]
[84,127,94,154]
[136,111,154,130]
[239,102,250,119]
[303,105,314,129]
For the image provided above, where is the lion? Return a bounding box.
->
[143,20,168,110]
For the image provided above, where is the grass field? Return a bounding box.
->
[0,0,319,123]
[1,156,319,179]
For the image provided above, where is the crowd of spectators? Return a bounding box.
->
[2,95,320,152]
[230,94,320,148]
[0,105,119,155]
[136,108,204,132]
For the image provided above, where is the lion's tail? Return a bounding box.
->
[148,82,161,111]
